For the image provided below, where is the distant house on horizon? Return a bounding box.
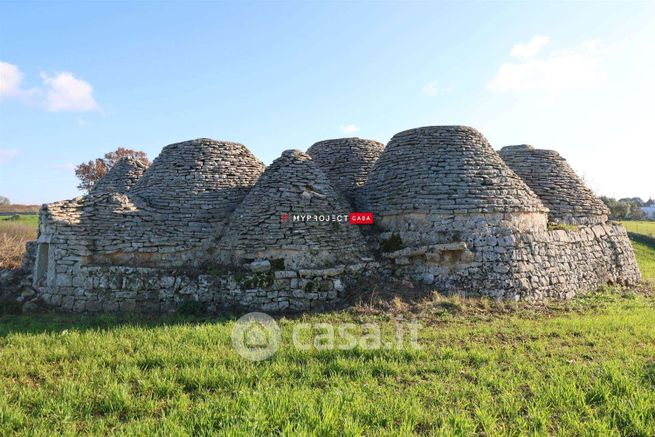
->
[641,203,655,219]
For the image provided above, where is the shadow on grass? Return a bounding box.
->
[628,232,655,248]
[0,312,241,338]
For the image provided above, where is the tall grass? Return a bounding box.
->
[0,221,37,269]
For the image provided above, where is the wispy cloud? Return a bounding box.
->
[0,61,99,112]
[487,38,605,94]
[339,124,359,134]
[0,149,20,165]
[510,35,550,59]
[422,80,439,96]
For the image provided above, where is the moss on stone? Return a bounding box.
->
[380,233,403,252]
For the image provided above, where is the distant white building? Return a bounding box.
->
[641,206,655,219]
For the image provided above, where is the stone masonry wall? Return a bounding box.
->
[384,222,640,301]
[36,261,378,313]
[362,126,548,217]
[306,137,384,209]
[499,145,610,225]
[25,129,642,314]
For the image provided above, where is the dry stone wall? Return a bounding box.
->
[217,149,371,269]
[383,222,640,301]
[35,261,378,313]
[306,137,384,209]
[24,127,642,314]
[362,126,549,247]
[91,157,149,195]
[499,145,610,225]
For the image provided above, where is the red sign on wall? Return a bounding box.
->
[349,212,374,225]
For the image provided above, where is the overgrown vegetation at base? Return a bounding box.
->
[0,289,654,435]
[0,215,37,269]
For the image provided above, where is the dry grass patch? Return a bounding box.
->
[0,221,37,269]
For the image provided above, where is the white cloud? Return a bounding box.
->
[0,149,19,165]
[487,40,605,94]
[41,72,98,112]
[0,61,99,112]
[0,62,37,102]
[339,124,359,134]
[422,80,439,96]
[510,35,551,59]
[0,62,23,98]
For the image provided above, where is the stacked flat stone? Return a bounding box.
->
[90,157,149,194]
[218,149,370,269]
[131,138,264,215]
[306,137,385,208]
[499,145,610,225]
[25,127,641,313]
[39,139,266,269]
[362,126,547,216]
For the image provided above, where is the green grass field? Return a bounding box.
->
[1,291,654,435]
[623,221,655,281]
[0,214,39,225]
[622,220,655,239]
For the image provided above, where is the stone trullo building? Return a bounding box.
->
[24,126,641,313]
[90,156,149,195]
[498,145,611,225]
[306,138,385,209]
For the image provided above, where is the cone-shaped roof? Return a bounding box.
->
[91,157,148,195]
[130,138,265,215]
[306,137,384,208]
[499,145,610,224]
[218,149,369,269]
[362,126,547,215]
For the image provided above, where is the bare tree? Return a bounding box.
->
[75,147,149,192]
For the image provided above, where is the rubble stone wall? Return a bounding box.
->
[498,145,610,225]
[35,262,377,313]
[23,129,642,314]
[384,222,640,301]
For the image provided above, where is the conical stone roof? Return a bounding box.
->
[91,157,148,195]
[218,149,369,269]
[361,126,547,216]
[129,138,265,217]
[306,137,385,208]
[499,145,610,225]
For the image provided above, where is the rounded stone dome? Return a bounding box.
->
[218,149,369,269]
[130,138,265,214]
[499,145,610,225]
[91,157,148,195]
[362,126,547,216]
[306,137,385,208]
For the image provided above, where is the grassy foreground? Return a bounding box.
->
[1,290,655,435]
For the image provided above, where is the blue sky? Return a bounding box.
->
[1,1,654,204]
